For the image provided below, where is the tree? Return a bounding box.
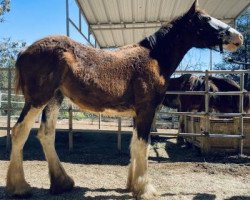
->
[178,50,206,71]
[0,1,26,116]
[0,0,10,22]
[0,0,26,68]
[214,7,250,88]
[0,38,26,68]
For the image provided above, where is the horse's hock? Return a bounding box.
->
[185,116,250,154]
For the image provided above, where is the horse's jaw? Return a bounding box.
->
[223,43,241,52]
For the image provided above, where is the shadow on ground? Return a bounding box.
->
[162,192,216,200]
[150,135,250,164]
[0,131,250,165]
[1,186,249,200]
[0,131,131,165]
[0,186,132,200]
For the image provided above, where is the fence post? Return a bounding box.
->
[239,73,244,155]
[98,113,101,129]
[6,67,12,152]
[202,70,210,154]
[0,90,2,116]
[68,105,73,151]
[117,117,122,151]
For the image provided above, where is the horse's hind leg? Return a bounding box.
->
[6,103,44,197]
[37,91,74,194]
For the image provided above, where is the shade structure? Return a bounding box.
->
[77,0,249,48]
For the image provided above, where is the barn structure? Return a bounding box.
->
[0,0,250,154]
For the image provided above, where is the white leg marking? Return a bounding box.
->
[6,106,43,197]
[37,103,74,194]
[128,130,158,199]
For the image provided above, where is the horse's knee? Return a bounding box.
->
[11,123,22,145]
[130,136,149,162]
[37,122,55,143]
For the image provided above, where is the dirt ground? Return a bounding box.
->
[0,129,250,200]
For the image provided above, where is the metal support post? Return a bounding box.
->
[209,49,213,70]
[0,90,2,115]
[98,113,101,129]
[79,7,82,32]
[117,117,122,151]
[66,0,74,151]
[239,73,244,155]
[203,70,210,153]
[6,67,12,152]
[66,0,70,36]
[88,26,91,42]
[68,105,73,151]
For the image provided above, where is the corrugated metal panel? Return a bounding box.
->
[77,0,250,48]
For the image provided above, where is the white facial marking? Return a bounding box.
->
[209,16,241,35]
[209,16,228,30]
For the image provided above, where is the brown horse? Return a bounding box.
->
[6,0,243,199]
[163,74,250,137]
[163,74,250,113]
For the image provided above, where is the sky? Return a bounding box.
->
[0,0,66,43]
[0,0,224,69]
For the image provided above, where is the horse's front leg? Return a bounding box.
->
[127,108,158,200]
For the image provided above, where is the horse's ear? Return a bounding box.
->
[180,74,192,82]
[188,0,199,15]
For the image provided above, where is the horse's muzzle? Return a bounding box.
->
[224,31,244,52]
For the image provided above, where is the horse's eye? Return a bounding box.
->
[205,17,211,21]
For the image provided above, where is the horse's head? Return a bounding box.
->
[185,0,243,52]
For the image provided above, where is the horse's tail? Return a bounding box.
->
[15,49,26,95]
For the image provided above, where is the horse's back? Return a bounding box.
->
[15,35,147,111]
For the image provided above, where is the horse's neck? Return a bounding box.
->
[140,22,192,78]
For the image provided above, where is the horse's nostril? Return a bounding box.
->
[235,43,240,46]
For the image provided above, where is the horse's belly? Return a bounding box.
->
[70,101,136,117]
[102,108,136,117]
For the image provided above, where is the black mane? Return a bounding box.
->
[138,10,201,78]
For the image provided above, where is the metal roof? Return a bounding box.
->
[77,0,250,48]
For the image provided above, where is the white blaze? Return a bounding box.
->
[209,16,241,36]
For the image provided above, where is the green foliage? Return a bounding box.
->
[214,8,250,88]
[73,112,95,120]
[0,0,10,22]
[0,38,26,68]
[58,111,69,120]
[215,7,250,74]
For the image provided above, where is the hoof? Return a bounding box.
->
[126,183,133,192]
[133,183,158,200]
[50,175,75,195]
[6,182,32,198]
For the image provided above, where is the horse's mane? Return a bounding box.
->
[139,8,207,50]
[207,76,240,91]
[139,10,189,53]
